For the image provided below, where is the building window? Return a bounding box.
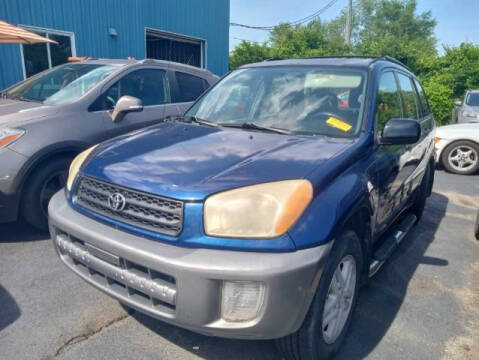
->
[20,26,76,78]
[145,28,204,68]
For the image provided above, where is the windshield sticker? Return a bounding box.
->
[326,117,352,132]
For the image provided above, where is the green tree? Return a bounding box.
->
[229,41,271,70]
[354,0,437,72]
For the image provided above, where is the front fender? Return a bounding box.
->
[289,171,373,250]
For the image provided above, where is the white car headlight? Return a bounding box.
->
[0,128,25,149]
[462,110,479,119]
[204,180,313,238]
[66,145,98,191]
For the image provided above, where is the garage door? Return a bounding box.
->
[146,29,203,68]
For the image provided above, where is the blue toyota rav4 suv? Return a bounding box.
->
[49,56,435,360]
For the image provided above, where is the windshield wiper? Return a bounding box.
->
[19,96,39,103]
[222,122,293,135]
[188,115,221,128]
[165,115,220,128]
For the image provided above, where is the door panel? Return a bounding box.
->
[91,68,171,138]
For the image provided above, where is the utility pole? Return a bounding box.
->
[345,0,352,46]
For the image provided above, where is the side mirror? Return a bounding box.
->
[110,96,143,123]
[454,100,463,107]
[380,118,421,145]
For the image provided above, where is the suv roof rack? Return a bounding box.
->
[373,56,411,71]
[262,55,411,71]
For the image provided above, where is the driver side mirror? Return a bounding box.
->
[380,118,421,145]
[110,96,143,123]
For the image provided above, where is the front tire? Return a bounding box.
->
[21,157,71,230]
[441,140,479,175]
[276,230,362,360]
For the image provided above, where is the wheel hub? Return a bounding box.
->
[322,255,357,344]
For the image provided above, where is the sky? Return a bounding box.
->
[229,0,479,52]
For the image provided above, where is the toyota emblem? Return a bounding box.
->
[108,192,126,212]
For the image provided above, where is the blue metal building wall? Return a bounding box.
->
[0,0,230,89]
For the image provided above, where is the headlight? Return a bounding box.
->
[0,128,25,149]
[66,145,98,191]
[462,111,479,119]
[204,180,313,238]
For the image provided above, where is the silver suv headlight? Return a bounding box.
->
[203,180,313,238]
[0,128,25,149]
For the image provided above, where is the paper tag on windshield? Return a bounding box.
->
[326,117,352,132]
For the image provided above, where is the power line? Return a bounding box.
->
[229,0,341,31]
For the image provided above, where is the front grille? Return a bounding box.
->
[74,176,183,236]
[56,232,176,313]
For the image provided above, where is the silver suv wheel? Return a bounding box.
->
[322,254,357,344]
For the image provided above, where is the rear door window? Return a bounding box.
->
[174,72,207,102]
[376,71,403,133]
[396,73,419,120]
[413,79,431,118]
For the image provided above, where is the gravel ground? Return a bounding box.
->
[1,170,478,360]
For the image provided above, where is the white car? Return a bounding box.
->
[435,123,479,175]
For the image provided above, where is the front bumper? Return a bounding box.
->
[0,147,28,222]
[48,191,332,339]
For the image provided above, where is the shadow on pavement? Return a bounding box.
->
[129,192,449,359]
[0,221,49,243]
[0,285,21,332]
[338,192,449,358]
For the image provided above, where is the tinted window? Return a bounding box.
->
[397,73,419,119]
[90,69,169,111]
[414,79,431,117]
[175,72,206,102]
[376,72,402,133]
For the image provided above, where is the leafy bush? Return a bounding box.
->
[423,80,453,125]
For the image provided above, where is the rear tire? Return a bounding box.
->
[21,157,71,231]
[441,140,479,175]
[276,230,362,360]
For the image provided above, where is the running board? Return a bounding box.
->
[369,213,417,277]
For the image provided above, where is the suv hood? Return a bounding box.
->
[0,99,55,127]
[82,122,355,200]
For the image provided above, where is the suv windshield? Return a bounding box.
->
[466,92,479,106]
[186,66,367,137]
[3,63,119,105]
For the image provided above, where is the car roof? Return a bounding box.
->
[239,56,410,71]
[76,58,216,76]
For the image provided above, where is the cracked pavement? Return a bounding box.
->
[1,170,478,360]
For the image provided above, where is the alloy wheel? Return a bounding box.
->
[322,254,357,344]
[448,145,478,172]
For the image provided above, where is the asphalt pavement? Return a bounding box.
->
[1,170,478,360]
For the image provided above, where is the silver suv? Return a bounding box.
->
[0,58,218,229]
[454,90,479,123]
